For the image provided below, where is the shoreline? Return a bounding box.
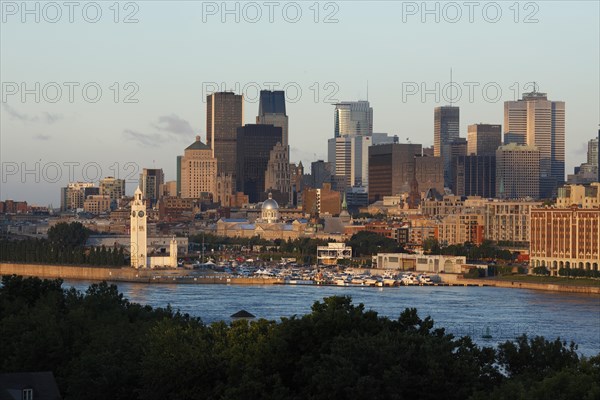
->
[1,262,598,294]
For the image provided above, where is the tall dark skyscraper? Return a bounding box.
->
[236,124,283,203]
[453,155,496,198]
[207,92,244,177]
[434,106,460,188]
[257,90,288,147]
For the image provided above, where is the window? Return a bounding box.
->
[22,389,33,400]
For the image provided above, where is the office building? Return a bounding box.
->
[310,160,333,189]
[334,101,373,137]
[433,105,459,157]
[83,195,111,215]
[496,143,540,199]
[179,136,217,201]
[256,90,288,147]
[302,182,341,216]
[368,143,443,203]
[60,182,97,211]
[236,124,283,203]
[504,90,565,198]
[207,92,244,176]
[139,168,164,207]
[467,124,501,156]
[453,155,496,198]
[328,135,371,189]
[504,132,526,145]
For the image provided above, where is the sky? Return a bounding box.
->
[1,0,599,205]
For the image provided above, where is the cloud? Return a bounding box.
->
[123,114,198,147]
[123,129,169,147]
[153,114,195,136]
[34,134,51,141]
[2,104,62,124]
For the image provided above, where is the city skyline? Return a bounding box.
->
[1,2,599,204]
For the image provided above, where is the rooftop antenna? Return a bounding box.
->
[449,68,454,107]
[366,80,369,101]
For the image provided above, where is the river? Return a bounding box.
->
[63,280,600,356]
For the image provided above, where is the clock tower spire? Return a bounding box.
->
[130,186,147,268]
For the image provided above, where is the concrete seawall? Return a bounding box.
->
[442,273,600,295]
[0,263,282,285]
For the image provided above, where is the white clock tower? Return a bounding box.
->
[130,186,147,268]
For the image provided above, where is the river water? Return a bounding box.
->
[63,281,600,356]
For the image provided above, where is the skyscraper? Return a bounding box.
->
[206,92,244,177]
[328,135,372,190]
[236,124,283,203]
[368,143,443,203]
[257,90,291,203]
[434,106,460,188]
[257,90,288,147]
[467,124,501,156]
[334,101,373,137]
[504,90,565,198]
[179,136,217,201]
[139,168,164,206]
[496,143,540,199]
[453,155,496,198]
[433,106,459,157]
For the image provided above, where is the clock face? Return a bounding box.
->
[131,211,136,217]
[138,211,145,217]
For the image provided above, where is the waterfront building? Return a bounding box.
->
[530,184,600,276]
[437,212,485,246]
[179,136,218,201]
[372,253,466,273]
[316,242,352,265]
[484,200,542,247]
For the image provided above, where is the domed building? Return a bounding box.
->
[260,193,280,223]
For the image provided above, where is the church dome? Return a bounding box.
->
[262,193,279,210]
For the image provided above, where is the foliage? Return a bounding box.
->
[347,231,405,257]
[532,266,550,276]
[423,239,515,261]
[1,276,598,400]
[559,268,600,279]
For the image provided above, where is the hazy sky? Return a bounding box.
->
[1,1,599,205]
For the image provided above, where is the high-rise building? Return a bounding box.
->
[496,143,540,199]
[99,177,125,202]
[442,137,467,192]
[453,155,496,198]
[434,106,460,188]
[139,168,164,207]
[433,106,459,156]
[368,143,443,203]
[504,90,565,198]
[302,183,341,216]
[207,92,244,177]
[256,90,288,147]
[567,136,599,184]
[328,135,372,189]
[311,160,333,189]
[467,124,501,156]
[179,136,217,201]
[503,132,526,145]
[334,101,373,137]
[257,90,291,203]
[236,124,282,203]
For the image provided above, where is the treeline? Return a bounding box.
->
[559,268,600,279]
[0,222,126,266]
[423,239,515,261]
[1,275,598,400]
